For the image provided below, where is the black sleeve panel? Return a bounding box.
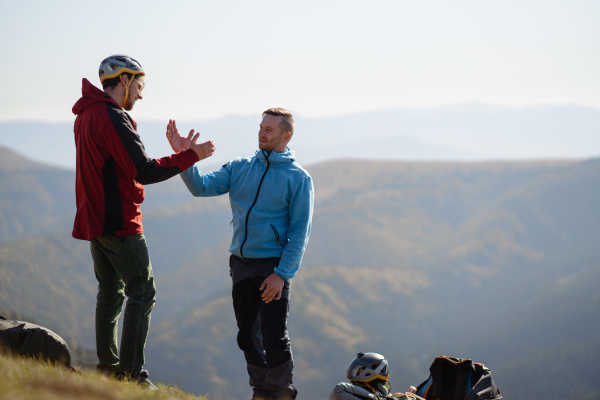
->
[106,105,187,185]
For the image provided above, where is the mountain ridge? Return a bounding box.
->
[1,103,598,170]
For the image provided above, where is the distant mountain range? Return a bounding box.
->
[0,145,599,399]
[1,103,599,170]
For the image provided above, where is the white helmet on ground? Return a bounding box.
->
[347,352,390,383]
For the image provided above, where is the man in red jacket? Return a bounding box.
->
[72,55,215,387]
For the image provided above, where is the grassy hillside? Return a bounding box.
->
[0,352,208,400]
[147,258,600,399]
[2,149,599,399]
[0,146,74,244]
[0,234,95,347]
[304,159,577,268]
[147,263,433,399]
[144,158,600,399]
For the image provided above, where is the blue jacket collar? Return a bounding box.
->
[256,147,296,166]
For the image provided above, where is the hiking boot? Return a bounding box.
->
[272,385,297,400]
[135,370,158,390]
[117,369,158,390]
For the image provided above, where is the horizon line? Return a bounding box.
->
[1,101,599,124]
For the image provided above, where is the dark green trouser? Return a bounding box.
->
[90,234,156,375]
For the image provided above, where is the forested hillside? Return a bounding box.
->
[1,145,598,400]
[0,147,74,243]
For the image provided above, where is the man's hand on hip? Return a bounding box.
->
[260,273,284,304]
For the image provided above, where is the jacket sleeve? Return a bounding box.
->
[106,105,199,184]
[180,163,232,197]
[274,174,314,281]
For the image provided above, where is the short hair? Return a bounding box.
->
[263,108,294,136]
[102,72,143,90]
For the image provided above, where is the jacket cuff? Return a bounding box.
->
[185,148,200,163]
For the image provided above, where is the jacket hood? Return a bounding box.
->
[72,78,119,115]
[256,147,296,166]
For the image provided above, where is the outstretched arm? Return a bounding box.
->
[105,110,200,185]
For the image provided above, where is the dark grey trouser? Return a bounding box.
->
[230,255,297,400]
[90,234,156,375]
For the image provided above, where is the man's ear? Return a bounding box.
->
[285,132,292,143]
[120,74,129,86]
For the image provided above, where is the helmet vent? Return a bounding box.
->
[98,55,144,83]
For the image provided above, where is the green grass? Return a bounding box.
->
[0,353,209,400]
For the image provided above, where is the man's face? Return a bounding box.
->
[258,114,290,153]
[124,75,145,111]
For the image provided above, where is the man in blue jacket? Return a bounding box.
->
[167,108,313,400]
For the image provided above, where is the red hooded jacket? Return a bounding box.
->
[72,78,199,240]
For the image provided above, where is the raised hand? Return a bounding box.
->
[166,119,216,160]
[189,133,216,161]
[166,119,194,152]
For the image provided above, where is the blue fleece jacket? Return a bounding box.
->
[181,147,314,281]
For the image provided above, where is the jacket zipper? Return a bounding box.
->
[240,151,271,257]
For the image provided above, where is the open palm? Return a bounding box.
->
[166,119,216,161]
[166,119,193,152]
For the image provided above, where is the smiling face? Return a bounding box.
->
[258,114,291,153]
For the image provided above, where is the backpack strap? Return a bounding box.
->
[416,376,433,398]
[465,371,472,397]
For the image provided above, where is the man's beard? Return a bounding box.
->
[124,99,135,111]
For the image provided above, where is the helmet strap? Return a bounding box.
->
[121,74,135,108]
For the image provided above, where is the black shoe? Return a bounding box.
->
[135,370,158,390]
[272,385,297,400]
[117,369,158,390]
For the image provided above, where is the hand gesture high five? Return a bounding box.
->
[166,119,216,161]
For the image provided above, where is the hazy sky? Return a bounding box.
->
[1,0,599,122]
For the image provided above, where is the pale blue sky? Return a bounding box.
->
[1,0,599,122]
